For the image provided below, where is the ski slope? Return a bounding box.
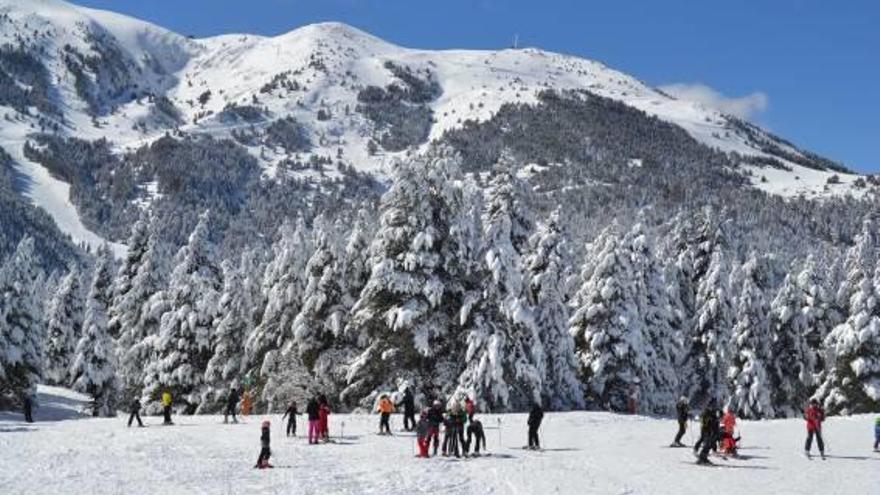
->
[0,386,876,494]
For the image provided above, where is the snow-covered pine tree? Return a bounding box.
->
[71,245,118,416]
[677,211,732,409]
[727,254,774,419]
[569,226,648,412]
[341,208,373,313]
[795,255,834,380]
[344,148,472,408]
[522,209,584,410]
[244,217,311,384]
[142,211,221,412]
[457,169,544,411]
[767,268,815,417]
[292,216,346,369]
[0,236,45,400]
[835,215,878,312]
[817,221,880,414]
[201,249,263,411]
[43,267,84,386]
[115,218,168,402]
[625,218,679,415]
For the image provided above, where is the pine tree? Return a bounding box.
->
[795,256,834,379]
[457,170,544,411]
[115,219,168,402]
[0,236,44,399]
[108,213,151,339]
[345,148,472,407]
[569,227,647,411]
[71,246,118,416]
[245,218,311,383]
[43,267,84,386]
[626,219,679,415]
[768,268,815,417]
[202,249,263,411]
[522,210,584,410]
[727,254,774,419]
[142,212,221,412]
[292,217,346,369]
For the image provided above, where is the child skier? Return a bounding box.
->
[127,398,144,427]
[416,410,431,458]
[281,400,298,437]
[695,400,721,465]
[161,390,173,425]
[377,394,395,435]
[224,387,238,424]
[527,402,544,450]
[671,396,689,447]
[719,407,739,456]
[427,400,444,456]
[874,417,880,452]
[306,397,320,444]
[465,417,487,456]
[318,395,331,441]
[804,398,826,459]
[254,420,273,469]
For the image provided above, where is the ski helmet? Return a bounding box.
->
[262,420,271,428]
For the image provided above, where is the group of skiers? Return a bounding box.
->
[673,396,834,464]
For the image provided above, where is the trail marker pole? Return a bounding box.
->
[497,417,503,450]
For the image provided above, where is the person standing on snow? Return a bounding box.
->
[416,409,431,458]
[527,402,544,450]
[427,400,444,456]
[22,393,34,423]
[161,390,173,425]
[397,387,416,431]
[254,420,273,468]
[465,417,487,456]
[695,400,721,464]
[377,394,395,435]
[224,387,239,424]
[281,400,299,437]
[306,397,320,444]
[672,396,689,447]
[318,394,331,441]
[873,417,880,452]
[804,398,826,459]
[127,398,144,427]
[719,407,738,455]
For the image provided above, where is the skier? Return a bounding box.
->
[719,407,739,456]
[224,387,238,424]
[281,400,298,437]
[254,420,273,468]
[127,398,144,427]
[527,402,544,450]
[804,398,825,459]
[695,400,721,465]
[398,387,416,431]
[671,396,689,447]
[465,396,476,423]
[377,394,395,435]
[874,417,880,452]
[416,409,431,458]
[442,407,462,457]
[306,397,320,444]
[427,400,444,456]
[161,390,173,425]
[465,417,487,456]
[22,394,34,423]
[318,394,331,441]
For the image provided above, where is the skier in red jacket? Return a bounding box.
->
[804,398,825,459]
[318,394,331,441]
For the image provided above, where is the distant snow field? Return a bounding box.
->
[0,386,876,494]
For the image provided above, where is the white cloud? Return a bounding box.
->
[659,83,768,120]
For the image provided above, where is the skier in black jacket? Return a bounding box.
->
[426,400,444,456]
[23,394,34,423]
[255,421,273,468]
[281,400,298,437]
[527,403,544,450]
[398,387,416,431]
[224,387,238,424]
[306,397,321,444]
[672,396,689,446]
[465,418,487,456]
[127,398,144,427]
[695,400,721,464]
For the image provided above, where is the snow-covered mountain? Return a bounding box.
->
[0,0,869,254]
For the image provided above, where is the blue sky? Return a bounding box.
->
[75,0,878,172]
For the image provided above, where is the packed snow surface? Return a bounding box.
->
[1,386,877,494]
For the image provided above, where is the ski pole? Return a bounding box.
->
[497,417,502,450]
[341,420,346,442]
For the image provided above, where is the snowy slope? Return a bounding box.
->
[0,0,868,252]
[0,386,876,494]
